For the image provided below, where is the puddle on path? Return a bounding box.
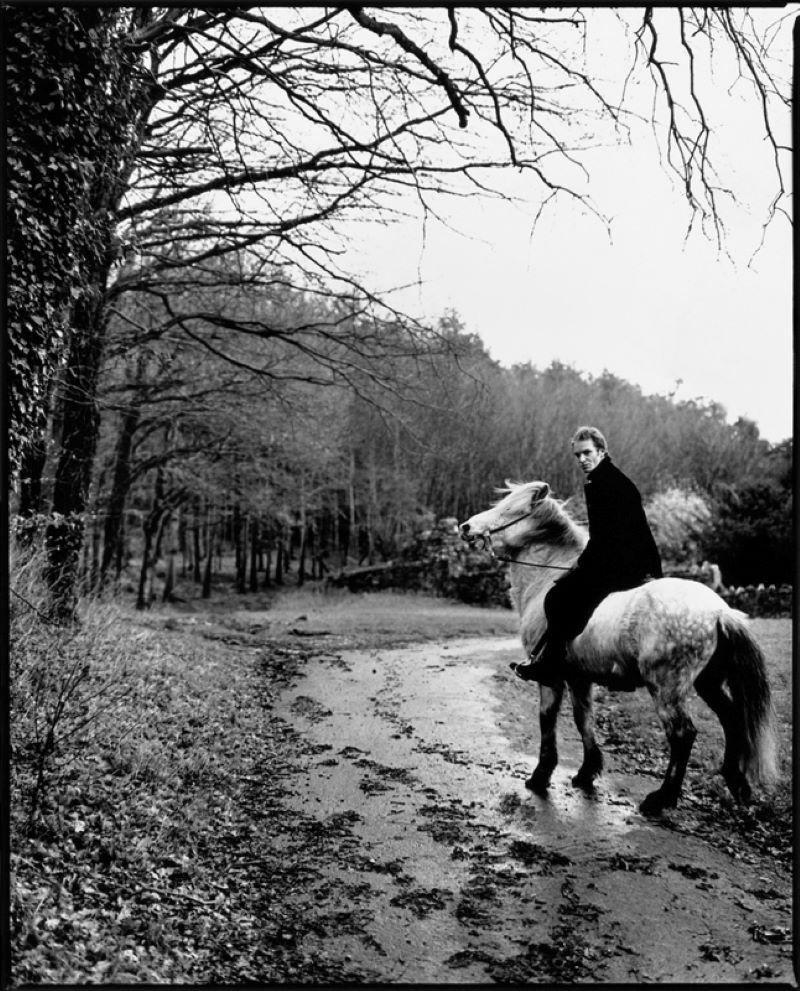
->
[273,636,794,984]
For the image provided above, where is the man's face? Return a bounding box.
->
[572,439,604,477]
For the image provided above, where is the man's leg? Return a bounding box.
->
[512,573,578,685]
[513,633,567,686]
[512,571,605,685]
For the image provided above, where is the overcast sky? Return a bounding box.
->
[344,12,793,445]
[370,156,791,444]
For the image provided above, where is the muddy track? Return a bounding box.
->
[262,635,793,984]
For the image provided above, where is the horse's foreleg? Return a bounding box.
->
[569,681,603,789]
[640,695,697,816]
[525,683,564,794]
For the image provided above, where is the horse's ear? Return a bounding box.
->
[531,483,550,505]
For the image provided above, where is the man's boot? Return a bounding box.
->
[510,637,565,687]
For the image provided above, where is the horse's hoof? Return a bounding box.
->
[639,794,664,816]
[726,779,752,805]
[572,749,603,789]
[525,772,551,795]
[639,790,677,816]
[571,771,597,792]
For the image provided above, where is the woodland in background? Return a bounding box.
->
[6,7,791,617]
[14,282,793,605]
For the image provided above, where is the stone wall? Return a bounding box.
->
[329,519,792,618]
[719,584,793,619]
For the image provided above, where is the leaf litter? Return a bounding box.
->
[11,602,793,983]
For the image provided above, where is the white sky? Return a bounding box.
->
[342,11,794,445]
[364,157,792,444]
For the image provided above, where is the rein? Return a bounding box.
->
[476,510,572,571]
[487,511,532,536]
[492,553,571,571]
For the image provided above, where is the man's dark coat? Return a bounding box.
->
[543,454,662,641]
[577,454,662,588]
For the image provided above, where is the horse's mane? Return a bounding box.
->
[494,479,586,549]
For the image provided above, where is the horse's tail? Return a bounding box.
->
[716,611,778,788]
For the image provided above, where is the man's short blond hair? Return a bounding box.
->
[571,425,608,452]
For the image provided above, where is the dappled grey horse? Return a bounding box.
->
[460,480,777,815]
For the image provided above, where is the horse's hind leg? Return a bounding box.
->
[694,662,750,803]
[526,683,564,794]
[570,680,603,789]
[640,693,697,816]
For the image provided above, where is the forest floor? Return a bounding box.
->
[10,583,795,984]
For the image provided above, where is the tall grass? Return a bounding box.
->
[10,539,135,832]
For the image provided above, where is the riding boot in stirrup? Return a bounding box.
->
[510,637,565,687]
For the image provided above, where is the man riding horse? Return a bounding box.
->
[512,425,662,686]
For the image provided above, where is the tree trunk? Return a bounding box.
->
[45,290,108,621]
[202,523,214,599]
[308,521,317,579]
[275,531,284,585]
[297,525,307,587]
[193,500,202,583]
[15,426,50,546]
[367,449,378,566]
[114,513,126,581]
[5,6,134,481]
[80,527,91,596]
[38,3,152,617]
[239,515,249,591]
[99,400,140,584]
[346,450,356,567]
[264,541,272,589]
[152,503,168,564]
[177,505,187,578]
[136,467,165,610]
[162,550,176,602]
[233,505,246,593]
[249,517,259,592]
[89,495,102,593]
[136,518,155,611]
[161,512,177,603]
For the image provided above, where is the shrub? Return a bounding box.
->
[703,483,793,587]
[645,487,712,568]
[10,540,135,832]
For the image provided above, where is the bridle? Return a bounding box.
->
[486,511,532,537]
[471,510,572,571]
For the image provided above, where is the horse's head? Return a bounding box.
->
[459,480,553,551]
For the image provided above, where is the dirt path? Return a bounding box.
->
[262,622,792,984]
[12,589,791,984]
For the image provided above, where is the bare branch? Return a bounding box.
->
[347,6,469,128]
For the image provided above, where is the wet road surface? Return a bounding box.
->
[273,636,793,983]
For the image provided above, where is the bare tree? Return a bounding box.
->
[8,6,790,616]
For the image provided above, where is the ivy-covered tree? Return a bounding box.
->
[6,7,163,617]
[7,6,790,618]
[6,8,136,487]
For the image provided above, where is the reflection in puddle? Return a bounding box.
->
[291,638,643,853]
[522,774,639,842]
[273,635,792,984]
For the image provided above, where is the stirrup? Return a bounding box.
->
[510,659,560,686]
[510,660,538,681]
